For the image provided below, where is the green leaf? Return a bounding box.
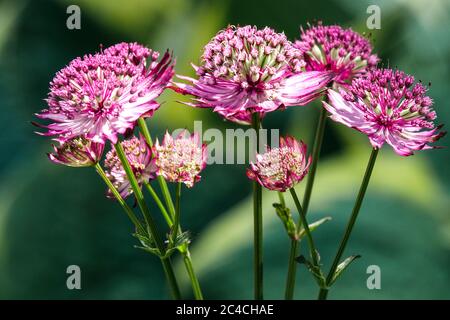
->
[298,216,332,239]
[273,203,297,239]
[134,245,160,256]
[296,255,327,288]
[172,230,192,249]
[329,255,361,286]
[132,227,155,249]
[132,226,163,257]
[161,231,192,258]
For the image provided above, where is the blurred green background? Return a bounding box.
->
[0,0,449,299]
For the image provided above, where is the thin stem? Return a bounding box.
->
[138,118,176,218]
[148,180,203,300]
[318,148,379,300]
[285,239,298,300]
[284,99,329,299]
[94,163,144,233]
[277,191,286,207]
[114,143,164,253]
[252,112,263,300]
[318,287,329,300]
[171,182,204,300]
[302,106,328,215]
[114,142,181,299]
[171,182,182,245]
[137,118,203,300]
[138,118,154,147]
[290,188,319,266]
[181,251,204,300]
[158,177,176,218]
[161,257,182,300]
[144,182,173,226]
[279,191,297,300]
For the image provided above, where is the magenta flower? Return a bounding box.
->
[247,136,311,191]
[295,23,378,84]
[36,42,174,144]
[104,134,155,198]
[174,25,333,125]
[153,131,207,187]
[48,136,104,167]
[323,68,445,156]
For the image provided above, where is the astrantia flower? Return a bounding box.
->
[247,136,311,191]
[153,131,207,187]
[174,25,333,124]
[295,23,378,84]
[36,42,174,144]
[48,136,104,167]
[104,134,155,198]
[323,68,445,156]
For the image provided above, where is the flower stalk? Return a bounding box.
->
[318,148,379,300]
[252,112,264,300]
[170,182,182,245]
[289,188,320,267]
[114,142,181,300]
[144,182,173,225]
[284,97,329,299]
[138,118,177,217]
[137,118,204,300]
[181,248,204,300]
[94,163,144,233]
[285,238,299,299]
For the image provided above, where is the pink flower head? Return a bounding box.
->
[36,42,174,144]
[153,130,207,187]
[323,68,446,156]
[174,25,333,124]
[295,23,378,84]
[104,134,155,198]
[48,136,104,167]
[247,136,311,191]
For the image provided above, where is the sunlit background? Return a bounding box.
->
[0,0,449,299]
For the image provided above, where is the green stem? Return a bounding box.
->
[252,112,263,300]
[161,257,182,300]
[290,188,319,266]
[144,182,172,226]
[171,182,204,300]
[181,250,204,300]
[302,106,328,215]
[147,183,204,300]
[318,287,329,300]
[284,99,329,299]
[137,117,154,147]
[138,118,176,218]
[114,143,164,253]
[277,191,297,300]
[171,182,182,245]
[277,191,286,207]
[158,176,176,218]
[114,142,181,299]
[137,118,203,300]
[94,163,144,233]
[285,239,298,300]
[318,148,379,300]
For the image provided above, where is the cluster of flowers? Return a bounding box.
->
[36,42,207,197]
[174,23,442,191]
[36,24,443,194]
[34,22,444,300]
